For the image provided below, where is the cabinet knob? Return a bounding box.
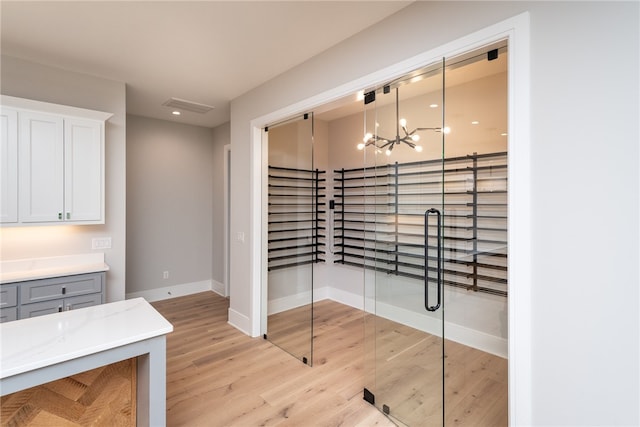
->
[58,212,62,220]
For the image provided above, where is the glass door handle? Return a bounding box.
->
[424,208,442,312]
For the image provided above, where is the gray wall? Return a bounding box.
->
[126,114,217,294]
[0,55,127,302]
[229,2,639,425]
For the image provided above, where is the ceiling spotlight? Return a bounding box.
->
[471,120,479,125]
[172,111,181,116]
[430,104,439,108]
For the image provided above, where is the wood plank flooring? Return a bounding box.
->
[152,292,506,426]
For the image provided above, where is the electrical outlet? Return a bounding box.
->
[92,237,112,250]
[163,271,169,279]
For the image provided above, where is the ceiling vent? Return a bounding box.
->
[162,97,215,114]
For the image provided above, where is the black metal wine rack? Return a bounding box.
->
[268,166,326,271]
[333,152,508,297]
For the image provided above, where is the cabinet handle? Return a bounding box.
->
[65,304,72,311]
[58,305,63,312]
[62,286,66,295]
[66,212,70,220]
[58,212,62,220]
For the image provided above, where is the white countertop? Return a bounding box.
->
[0,298,173,379]
[0,253,110,284]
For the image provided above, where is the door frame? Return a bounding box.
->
[250,12,531,425]
[223,144,231,297]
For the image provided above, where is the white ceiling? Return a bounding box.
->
[0,1,411,128]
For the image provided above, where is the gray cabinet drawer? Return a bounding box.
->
[20,294,103,319]
[20,273,103,304]
[1,285,18,308]
[20,299,64,319]
[65,293,102,311]
[0,307,18,322]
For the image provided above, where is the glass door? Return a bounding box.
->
[263,113,315,365]
[363,60,446,426]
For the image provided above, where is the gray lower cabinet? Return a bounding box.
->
[0,272,105,322]
[0,284,18,322]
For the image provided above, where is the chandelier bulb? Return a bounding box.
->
[385,149,392,156]
[443,126,451,134]
[363,132,373,143]
[399,118,407,128]
[411,134,420,142]
[414,145,423,153]
[357,143,365,150]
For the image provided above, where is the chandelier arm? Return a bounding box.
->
[397,136,416,148]
[414,127,443,132]
[378,140,393,149]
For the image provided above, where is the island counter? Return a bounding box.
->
[0,297,173,426]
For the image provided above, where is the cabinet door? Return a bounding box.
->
[64,118,104,222]
[0,108,18,223]
[19,111,64,223]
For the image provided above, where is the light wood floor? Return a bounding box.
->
[152,292,506,426]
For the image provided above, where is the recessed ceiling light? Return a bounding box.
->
[172,111,181,116]
[471,120,479,125]
[501,132,508,136]
[430,104,438,108]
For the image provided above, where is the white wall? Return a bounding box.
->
[230,2,639,425]
[0,55,127,302]
[125,115,216,299]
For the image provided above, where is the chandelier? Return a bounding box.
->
[357,87,450,156]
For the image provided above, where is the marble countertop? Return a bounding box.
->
[0,253,110,284]
[0,298,173,379]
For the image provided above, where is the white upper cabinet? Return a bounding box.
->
[19,111,65,223]
[1,96,112,226]
[64,118,103,222]
[1,108,18,223]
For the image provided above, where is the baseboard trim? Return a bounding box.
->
[228,307,252,336]
[267,287,330,315]
[211,279,226,296]
[125,280,213,302]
